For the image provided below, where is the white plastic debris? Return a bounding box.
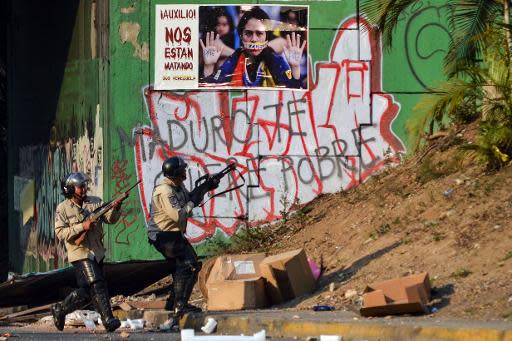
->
[120,320,129,328]
[200,318,217,334]
[320,335,343,341]
[126,318,145,330]
[83,317,96,331]
[159,323,172,331]
[79,311,100,331]
[64,310,101,327]
[67,310,100,323]
[181,329,265,341]
[320,336,343,341]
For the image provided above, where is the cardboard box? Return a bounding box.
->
[260,249,315,304]
[259,262,284,304]
[206,278,268,311]
[206,253,267,284]
[360,301,428,317]
[205,253,269,311]
[364,272,431,305]
[198,257,217,299]
[361,289,387,308]
[360,272,431,317]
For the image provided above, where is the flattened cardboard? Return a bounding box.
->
[206,278,268,311]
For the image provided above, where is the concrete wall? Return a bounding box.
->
[8,0,450,273]
[8,0,108,272]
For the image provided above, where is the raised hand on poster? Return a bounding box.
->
[200,32,224,76]
[284,32,306,68]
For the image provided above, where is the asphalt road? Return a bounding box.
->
[0,329,297,341]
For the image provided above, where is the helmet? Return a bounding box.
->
[61,172,90,197]
[162,156,187,178]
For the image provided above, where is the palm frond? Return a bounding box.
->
[444,0,502,76]
[426,77,482,119]
[461,123,512,170]
[360,0,418,49]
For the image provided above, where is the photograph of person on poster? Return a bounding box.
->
[199,6,308,90]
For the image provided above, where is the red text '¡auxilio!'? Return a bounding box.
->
[160,8,196,20]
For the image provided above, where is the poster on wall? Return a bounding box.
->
[154,5,309,91]
[155,5,200,89]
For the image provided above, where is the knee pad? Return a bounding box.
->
[82,261,104,285]
[76,260,104,286]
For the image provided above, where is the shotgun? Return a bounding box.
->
[74,180,141,246]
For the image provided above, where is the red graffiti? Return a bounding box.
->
[112,160,139,245]
[134,18,405,244]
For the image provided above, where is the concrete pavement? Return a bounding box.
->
[115,309,512,341]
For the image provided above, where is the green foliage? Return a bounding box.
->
[363,1,512,170]
[418,28,512,170]
[503,250,512,261]
[432,233,446,242]
[204,225,276,256]
[451,268,472,278]
[361,0,506,76]
[369,223,391,240]
[444,0,503,77]
[204,197,314,256]
[360,0,418,50]
[279,191,292,222]
[462,126,512,170]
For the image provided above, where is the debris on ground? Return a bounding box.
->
[200,317,217,334]
[181,329,266,341]
[360,272,431,317]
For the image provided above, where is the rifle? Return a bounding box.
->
[191,163,245,207]
[74,180,141,246]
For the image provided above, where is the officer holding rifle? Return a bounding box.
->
[52,172,125,332]
[147,156,228,329]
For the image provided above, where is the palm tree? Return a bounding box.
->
[361,0,511,76]
[362,0,512,169]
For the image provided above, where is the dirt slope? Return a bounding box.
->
[260,125,512,321]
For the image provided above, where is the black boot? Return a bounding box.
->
[51,303,66,331]
[52,288,90,331]
[173,273,202,317]
[168,274,189,331]
[164,285,175,311]
[166,278,201,313]
[182,273,201,313]
[90,281,121,332]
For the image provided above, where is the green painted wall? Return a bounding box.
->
[8,0,108,273]
[104,0,451,263]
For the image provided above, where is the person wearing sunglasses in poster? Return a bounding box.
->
[200,7,307,89]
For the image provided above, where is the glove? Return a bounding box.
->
[189,187,206,207]
[207,177,221,191]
